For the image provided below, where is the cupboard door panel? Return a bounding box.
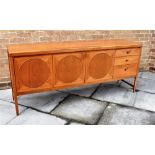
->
[53,52,85,87]
[85,50,115,83]
[14,55,52,93]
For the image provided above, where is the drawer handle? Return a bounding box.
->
[124,68,128,71]
[125,59,128,62]
[126,51,130,54]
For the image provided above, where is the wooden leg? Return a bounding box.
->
[10,83,15,101]
[14,95,19,116]
[12,91,15,101]
[133,77,137,93]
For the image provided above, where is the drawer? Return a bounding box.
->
[114,64,137,78]
[116,48,140,57]
[115,56,139,66]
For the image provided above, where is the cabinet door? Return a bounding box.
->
[14,55,52,93]
[53,52,85,88]
[85,50,115,83]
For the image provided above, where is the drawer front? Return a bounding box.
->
[115,56,139,66]
[116,48,140,57]
[114,64,137,78]
[14,55,53,93]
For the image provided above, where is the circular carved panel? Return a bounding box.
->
[19,58,50,88]
[57,55,82,83]
[89,53,112,79]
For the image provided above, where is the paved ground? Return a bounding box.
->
[0,71,155,125]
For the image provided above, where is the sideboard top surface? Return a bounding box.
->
[8,39,142,56]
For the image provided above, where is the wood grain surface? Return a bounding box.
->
[8,39,142,56]
[7,39,142,115]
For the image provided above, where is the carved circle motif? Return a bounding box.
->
[19,58,50,88]
[57,55,82,83]
[89,53,112,79]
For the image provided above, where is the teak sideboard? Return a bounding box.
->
[8,39,142,115]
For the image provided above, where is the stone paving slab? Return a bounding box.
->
[120,78,134,89]
[134,91,155,112]
[52,95,107,124]
[139,71,155,80]
[0,100,26,124]
[18,91,68,113]
[92,84,135,106]
[69,122,84,125]
[120,77,155,93]
[60,84,99,97]
[8,109,66,125]
[98,104,155,125]
[0,89,13,102]
[136,78,155,93]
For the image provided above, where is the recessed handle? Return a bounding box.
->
[126,51,130,54]
[124,68,128,71]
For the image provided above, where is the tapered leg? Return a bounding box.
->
[12,91,15,101]
[14,95,19,116]
[133,77,137,93]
